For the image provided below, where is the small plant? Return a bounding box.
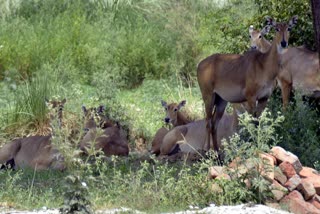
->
[221,108,284,204]
[60,175,93,214]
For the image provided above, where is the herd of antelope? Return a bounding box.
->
[0,15,319,170]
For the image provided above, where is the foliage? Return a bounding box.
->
[222,109,284,204]
[271,93,320,167]
[0,0,260,90]
[60,175,93,214]
[198,0,258,55]
[252,0,315,49]
[2,66,63,136]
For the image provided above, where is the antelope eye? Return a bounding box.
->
[259,35,262,38]
[276,28,280,32]
[165,107,168,111]
[174,108,178,112]
[249,35,251,38]
[288,27,292,32]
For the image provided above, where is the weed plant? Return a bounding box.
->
[267,91,320,168]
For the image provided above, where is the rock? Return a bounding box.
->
[299,167,320,195]
[271,180,288,201]
[284,174,301,191]
[211,182,223,194]
[274,166,288,185]
[258,152,275,182]
[297,179,316,201]
[308,196,320,210]
[280,190,320,214]
[216,173,231,181]
[270,146,302,173]
[228,158,255,179]
[208,166,225,179]
[279,161,297,179]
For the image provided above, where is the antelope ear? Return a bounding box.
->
[289,15,298,28]
[249,25,254,34]
[265,16,276,27]
[81,105,87,115]
[61,98,67,104]
[97,105,105,114]
[45,98,50,106]
[177,100,186,110]
[161,100,167,107]
[261,25,271,36]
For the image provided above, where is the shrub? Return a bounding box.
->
[222,108,284,204]
[273,94,320,167]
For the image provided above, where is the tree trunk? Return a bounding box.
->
[310,0,320,68]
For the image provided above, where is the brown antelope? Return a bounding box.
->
[150,127,170,155]
[161,100,192,127]
[249,25,320,107]
[150,100,193,155]
[80,105,129,157]
[45,98,66,128]
[0,98,67,170]
[197,16,298,156]
[157,104,246,156]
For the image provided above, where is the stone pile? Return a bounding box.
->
[209,146,320,214]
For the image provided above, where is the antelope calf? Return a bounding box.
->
[249,25,320,108]
[80,105,129,157]
[161,100,192,127]
[197,16,298,156]
[45,98,66,129]
[0,98,67,171]
[150,100,193,155]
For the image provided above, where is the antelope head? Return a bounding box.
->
[161,100,186,125]
[266,15,298,53]
[248,25,271,51]
[45,98,67,128]
[82,105,104,130]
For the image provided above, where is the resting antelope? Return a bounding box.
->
[150,100,193,155]
[197,16,298,156]
[249,25,320,107]
[156,104,246,156]
[161,100,192,127]
[80,105,129,157]
[0,98,67,170]
[45,98,66,129]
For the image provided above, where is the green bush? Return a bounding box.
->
[274,95,320,167]
[0,0,260,89]
[222,108,284,204]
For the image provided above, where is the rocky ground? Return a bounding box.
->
[209,146,320,214]
[0,204,291,214]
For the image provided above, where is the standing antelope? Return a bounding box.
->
[80,105,129,157]
[0,98,67,170]
[249,25,320,107]
[197,16,298,156]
